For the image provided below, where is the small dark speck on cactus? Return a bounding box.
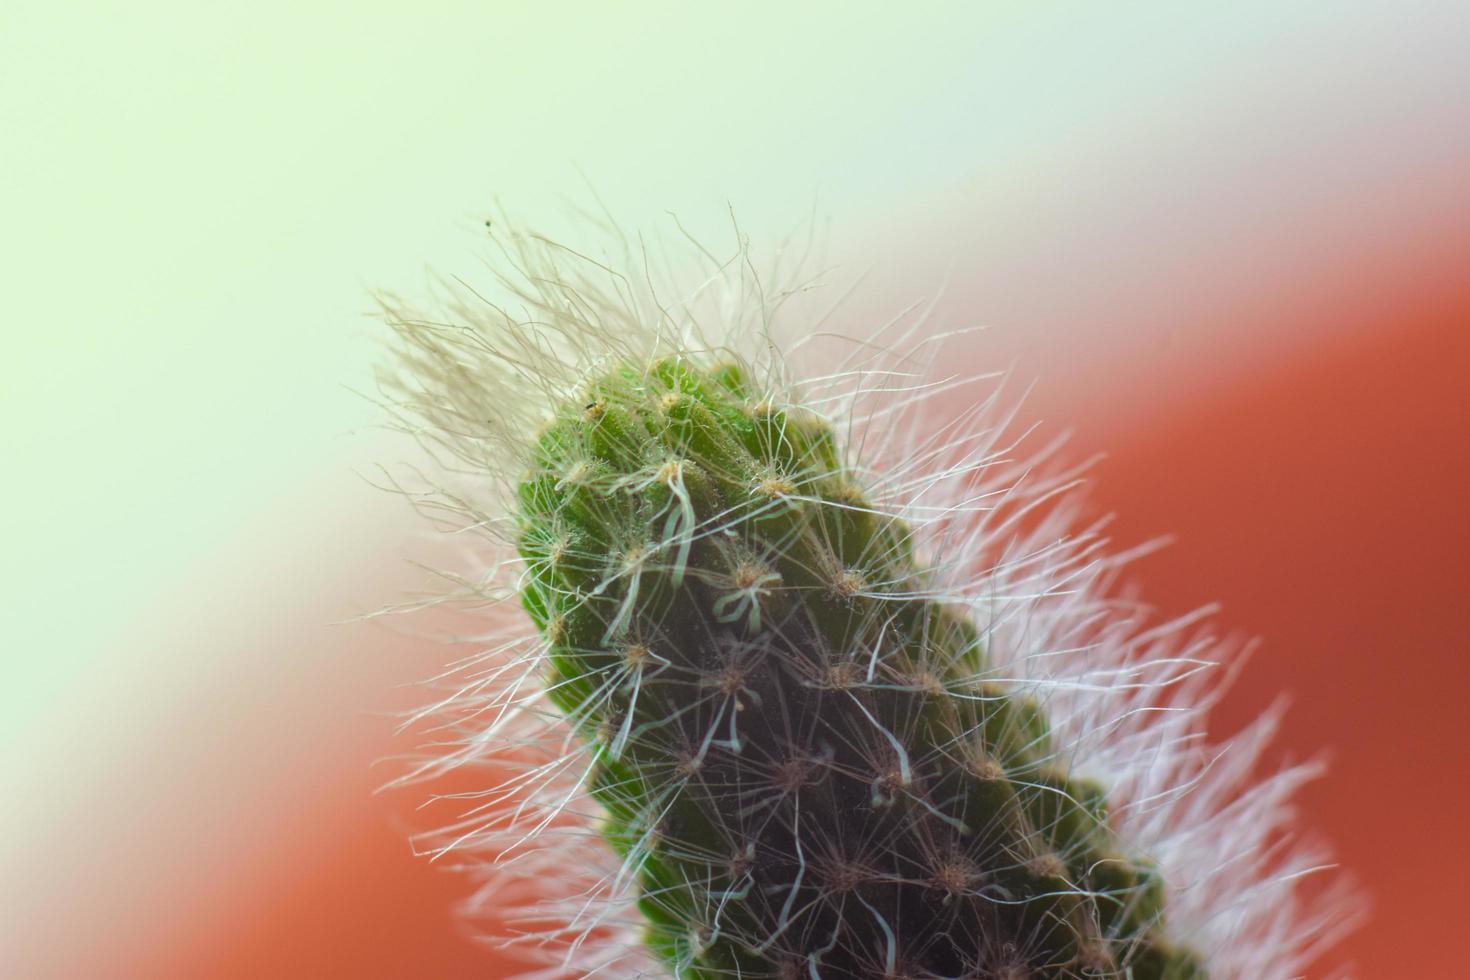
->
[378,216,1354,979]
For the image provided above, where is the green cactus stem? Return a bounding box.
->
[513,355,1204,979]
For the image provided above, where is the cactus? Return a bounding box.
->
[515,356,1199,979]
[380,218,1350,979]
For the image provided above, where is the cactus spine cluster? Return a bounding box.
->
[515,355,1202,978]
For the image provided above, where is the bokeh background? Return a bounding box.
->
[4,2,1467,977]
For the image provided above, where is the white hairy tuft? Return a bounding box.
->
[374,212,1356,978]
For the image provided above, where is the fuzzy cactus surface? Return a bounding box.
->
[517,357,1199,978]
[380,220,1350,980]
